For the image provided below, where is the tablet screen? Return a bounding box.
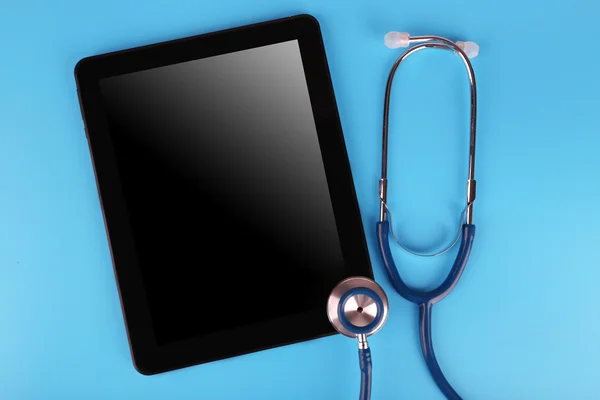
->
[98,40,346,346]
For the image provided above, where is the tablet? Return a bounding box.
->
[74,14,372,375]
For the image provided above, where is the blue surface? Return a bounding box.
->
[1,0,600,398]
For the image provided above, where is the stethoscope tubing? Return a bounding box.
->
[359,348,372,400]
[377,222,475,400]
[377,222,475,305]
[377,34,478,400]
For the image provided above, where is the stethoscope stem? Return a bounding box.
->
[357,334,371,400]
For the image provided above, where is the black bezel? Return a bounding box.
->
[74,14,372,375]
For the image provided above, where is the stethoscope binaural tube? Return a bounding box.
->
[377,32,479,400]
[377,222,475,399]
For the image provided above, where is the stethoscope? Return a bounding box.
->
[327,31,479,400]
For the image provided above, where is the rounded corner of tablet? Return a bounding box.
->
[131,354,157,376]
[74,56,94,81]
[295,14,322,31]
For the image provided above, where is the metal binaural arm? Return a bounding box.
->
[379,36,477,225]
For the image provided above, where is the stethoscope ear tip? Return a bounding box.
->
[456,40,479,58]
[327,276,389,338]
[384,31,410,48]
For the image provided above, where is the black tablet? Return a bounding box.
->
[74,14,372,375]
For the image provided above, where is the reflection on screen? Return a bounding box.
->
[99,40,346,345]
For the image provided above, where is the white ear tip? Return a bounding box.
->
[385,31,410,48]
[455,41,479,58]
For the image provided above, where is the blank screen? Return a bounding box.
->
[99,40,346,345]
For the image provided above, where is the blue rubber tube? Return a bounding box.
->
[359,348,372,400]
[419,302,461,400]
[376,222,475,400]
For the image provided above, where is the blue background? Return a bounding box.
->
[1,0,599,398]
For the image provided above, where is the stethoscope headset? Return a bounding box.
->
[326,31,479,400]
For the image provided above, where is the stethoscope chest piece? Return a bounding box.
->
[327,277,389,400]
[327,277,389,338]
